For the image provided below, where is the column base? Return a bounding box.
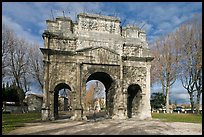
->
[70,108,83,120]
[137,112,152,120]
[112,108,126,120]
[41,108,50,121]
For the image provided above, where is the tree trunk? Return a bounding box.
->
[195,92,201,114]
[165,85,170,113]
[189,92,194,113]
[162,85,165,97]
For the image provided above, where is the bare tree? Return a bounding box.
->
[2,24,14,79]
[2,24,46,112]
[192,15,202,114]
[29,44,44,92]
[4,27,30,112]
[149,14,202,114]
[85,83,96,111]
[150,39,166,95]
[150,34,179,113]
[176,14,202,114]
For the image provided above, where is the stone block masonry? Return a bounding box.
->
[40,12,154,121]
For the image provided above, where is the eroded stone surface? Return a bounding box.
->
[40,13,154,121]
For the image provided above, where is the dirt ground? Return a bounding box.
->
[6,118,202,135]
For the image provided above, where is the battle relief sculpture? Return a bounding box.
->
[40,13,154,121]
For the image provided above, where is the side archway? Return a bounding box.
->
[127,84,142,118]
[54,83,72,119]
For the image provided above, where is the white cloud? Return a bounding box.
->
[142,22,153,34]
[2,2,202,99]
[175,93,189,100]
[3,2,201,47]
[2,2,104,48]
[3,2,45,26]
[2,15,44,46]
[44,2,103,21]
[170,92,190,104]
[123,2,202,42]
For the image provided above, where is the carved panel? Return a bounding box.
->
[123,45,142,57]
[79,18,120,34]
[83,47,120,64]
[123,66,147,91]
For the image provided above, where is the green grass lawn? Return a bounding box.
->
[152,113,202,123]
[2,112,41,135]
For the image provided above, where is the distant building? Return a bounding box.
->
[2,101,28,113]
[58,95,69,111]
[24,93,43,112]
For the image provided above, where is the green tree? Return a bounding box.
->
[2,82,22,102]
[2,82,10,102]
[150,92,166,110]
[2,83,6,101]
[7,88,19,102]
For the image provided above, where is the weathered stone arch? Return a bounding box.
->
[51,80,75,93]
[45,81,73,120]
[84,71,114,87]
[41,13,154,121]
[82,67,116,82]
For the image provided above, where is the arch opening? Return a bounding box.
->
[85,72,114,120]
[85,80,106,112]
[127,84,141,118]
[86,72,113,91]
[54,83,72,120]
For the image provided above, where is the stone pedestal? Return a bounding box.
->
[41,108,49,121]
[112,107,126,119]
[70,108,82,120]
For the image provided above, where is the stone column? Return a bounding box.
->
[49,90,55,120]
[138,65,152,120]
[112,79,126,119]
[81,66,88,120]
[41,36,50,121]
[123,91,128,118]
[71,62,83,120]
[112,58,126,120]
[145,64,152,119]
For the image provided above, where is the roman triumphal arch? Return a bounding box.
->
[40,13,154,121]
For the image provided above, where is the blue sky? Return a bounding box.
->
[2,2,202,104]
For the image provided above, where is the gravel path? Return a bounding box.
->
[6,118,202,135]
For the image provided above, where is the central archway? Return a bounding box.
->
[85,72,114,119]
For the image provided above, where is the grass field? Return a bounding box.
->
[2,112,41,135]
[152,113,202,123]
